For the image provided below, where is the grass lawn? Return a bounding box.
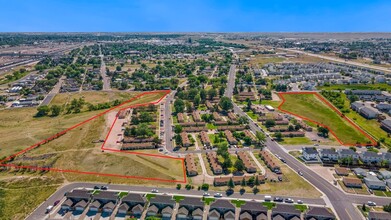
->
[207,123,217,130]
[373,190,391,197]
[173,195,185,203]
[262,202,276,210]
[231,199,246,208]
[50,91,138,106]
[0,176,62,219]
[278,137,313,145]
[261,100,281,108]
[246,111,258,120]
[145,194,156,201]
[317,84,391,92]
[279,93,372,145]
[202,197,215,205]
[118,192,128,198]
[294,204,308,212]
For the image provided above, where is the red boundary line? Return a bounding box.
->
[0,90,187,184]
[277,91,376,147]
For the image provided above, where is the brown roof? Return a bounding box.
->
[179,122,206,127]
[237,152,257,172]
[213,112,222,121]
[259,150,280,170]
[225,130,238,144]
[181,132,191,146]
[343,177,362,186]
[335,167,350,176]
[200,131,211,145]
[207,152,222,174]
[216,125,245,131]
[228,112,237,120]
[177,113,185,123]
[182,127,208,132]
[192,111,202,122]
[121,142,156,150]
[244,130,256,141]
[185,154,198,175]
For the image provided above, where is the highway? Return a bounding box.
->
[99,44,111,91]
[225,61,391,220]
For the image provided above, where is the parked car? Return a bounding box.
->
[214,193,223,197]
[151,189,159,193]
[45,205,53,214]
[274,197,284,202]
[298,171,303,176]
[203,192,210,196]
[367,201,376,206]
[100,186,108,190]
[94,185,100,189]
[297,200,303,204]
[285,198,294,203]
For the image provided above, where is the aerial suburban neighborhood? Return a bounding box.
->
[1,1,391,220]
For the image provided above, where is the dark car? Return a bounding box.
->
[100,186,108,190]
[274,197,283,202]
[94,186,100,189]
[285,198,294,203]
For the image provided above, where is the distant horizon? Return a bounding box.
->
[1,0,391,32]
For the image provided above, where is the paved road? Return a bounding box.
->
[281,48,391,74]
[224,64,236,98]
[41,76,65,106]
[225,65,391,220]
[27,182,326,220]
[99,44,111,91]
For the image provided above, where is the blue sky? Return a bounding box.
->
[0,0,390,32]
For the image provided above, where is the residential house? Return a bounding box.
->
[74,200,88,212]
[89,200,101,212]
[92,191,118,204]
[225,130,238,145]
[379,170,391,180]
[337,149,359,161]
[335,167,350,176]
[177,113,185,123]
[351,101,365,111]
[367,211,391,220]
[360,151,383,165]
[271,204,301,220]
[237,151,257,173]
[117,203,130,215]
[207,152,223,174]
[121,193,146,216]
[181,132,191,147]
[209,199,235,220]
[380,119,391,133]
[200,131,211,147]
[359,106,379,119]
[102,201,116,213]
[364,176,387,190]
[352,168,368,177]
[319,149,339,162]
[305,206,336,220]
[192,111,202,122]
[343,177,363,188]
[177,197,204,220]
[61,199,74,211]
[259,150,281,173]
[66,189,92,202]
[302,147,319,161]
[185,154,198,176]
[240,201,268,220]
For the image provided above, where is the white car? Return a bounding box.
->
[214,193,222,197]
[151,189,159,193]
[297,200,303,204]
[203,192,210,196]
[367,201,376,206]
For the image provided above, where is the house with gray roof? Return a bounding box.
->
[319,148,339,162]
[271,204,301,220]
[359,106,379,119]
[360,151,383,165]
[305,206,336,220]
[209,199,235,220]
[364,176,386,190]
[380,119,391,133]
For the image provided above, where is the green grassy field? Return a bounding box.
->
[279,93,372,145]
[0,176,62,219]
[278,137,313,145]
[317,84,391,92]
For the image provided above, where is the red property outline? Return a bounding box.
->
[277,91,376,147]
[0,90,187,184]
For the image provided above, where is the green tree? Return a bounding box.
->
[36,106,50,117]
[219,97,233,111]
[241,177,247,187]
[275,132,283,141]
[265,120,275,128]
[194,94,201,107]
[228,178,235,189]
[50,105,62,116]
[174,99,185,113]
[254,175,260,186]
[234,159,245,172]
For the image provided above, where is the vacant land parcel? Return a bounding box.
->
[0,90,185,184]
[278,92,375,146]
